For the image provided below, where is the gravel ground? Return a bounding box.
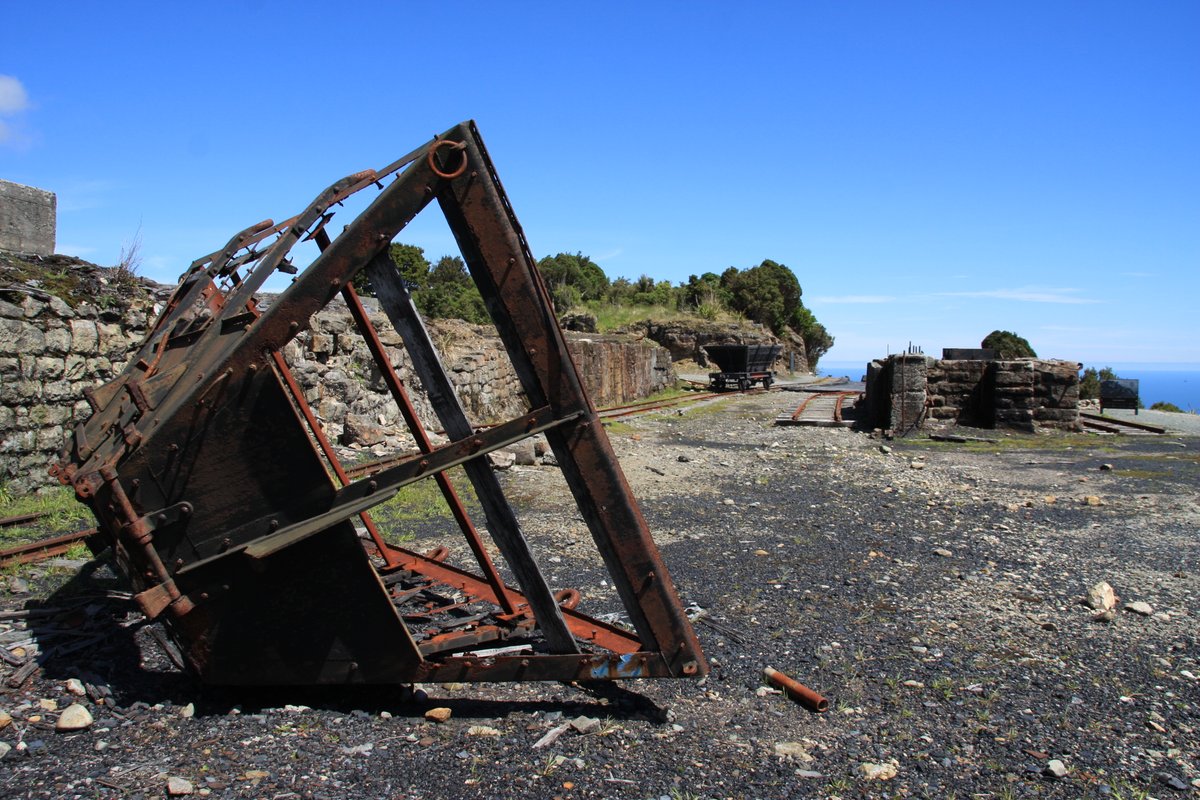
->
[2,391,1198,799]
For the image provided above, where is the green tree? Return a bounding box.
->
[414,255,489,324]
[391,243,432,289]
[537,253,609,305]
[1079,367,1100,400]
[353,242,429,296]
[982,330,1037,359]
[683,272,728,314]
[721,260,799,334]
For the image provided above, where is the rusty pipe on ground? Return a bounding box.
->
[763,666,829,713]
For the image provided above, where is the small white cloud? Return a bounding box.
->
[810,295,896,304]
[592,248,623,262]
[0,75,29,114]
[937,287,1099,304]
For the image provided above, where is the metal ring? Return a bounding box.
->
[554,588,582,610]
[427,140,468,180]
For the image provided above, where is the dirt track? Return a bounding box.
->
[2,391,1198,799]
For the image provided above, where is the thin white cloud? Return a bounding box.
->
[810,294,896,304]
[592,248,623,262]
[937,287,1099,304]
[0,75,29,113]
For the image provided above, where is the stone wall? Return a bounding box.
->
[0,291,153,492]
[0,287,674,493]
[0,180,56,256]
[864,354,1081,435]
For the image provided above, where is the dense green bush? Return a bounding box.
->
[982,330,1037,358]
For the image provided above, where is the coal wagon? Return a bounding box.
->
[704,343,782,391]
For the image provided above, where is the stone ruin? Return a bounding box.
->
[0,179,56,257]
[862,351,1081,436]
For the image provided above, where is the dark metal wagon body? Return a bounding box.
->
[705,344,782,391]
[1100,378,1140,414]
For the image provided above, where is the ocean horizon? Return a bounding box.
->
[817,360,1200,413]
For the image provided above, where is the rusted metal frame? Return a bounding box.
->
[99,465,193,619]
[331,405,574,512]
[68,148,446,506]
[378,543,645,654]
[434,122,705,677]
[364,253,579,654]
[265,344,398,569]
[416,651,674,683]
[183,144,425,278]
[337,279,517,612]
[221,170,378,320]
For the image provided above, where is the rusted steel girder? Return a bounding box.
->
[51,121,705,686]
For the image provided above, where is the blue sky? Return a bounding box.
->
[2,2,1197,365]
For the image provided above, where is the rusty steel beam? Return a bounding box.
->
[52,121,705,686]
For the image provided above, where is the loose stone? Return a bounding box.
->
[167,776,195,796]
[1087,581,1118,611]
[1124,601,1154,616]
[859,761,899,780]
[56,703,93,731]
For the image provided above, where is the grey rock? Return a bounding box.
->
[1087,581,1117,611]
[1157,772,1188,791]
[1044,759,1068,778]
[167,776,195,796]
[1124,601,1154,617]
[570,715,600,734]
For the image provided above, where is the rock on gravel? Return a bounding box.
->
[1125,600,1154,616]
[167,776,195,795]
[54,703,93,731]
[424,707,452,723]
[859,760,899,780]
[1087,581,1118,611]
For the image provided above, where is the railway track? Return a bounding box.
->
[1080,411,1166,435]
[0,528,98,569]
[775,391,859,427]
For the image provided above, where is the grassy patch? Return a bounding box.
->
[0,484,92,547]
[365,469,475,543]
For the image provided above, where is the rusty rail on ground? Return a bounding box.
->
[0,528,98,568]
[1080,411,1166,435]
[48,121,705,686]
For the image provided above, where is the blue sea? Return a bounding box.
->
[817,361,1200,413]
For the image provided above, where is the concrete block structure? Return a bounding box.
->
[0,179,56,255]
[864,354,1081,435]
